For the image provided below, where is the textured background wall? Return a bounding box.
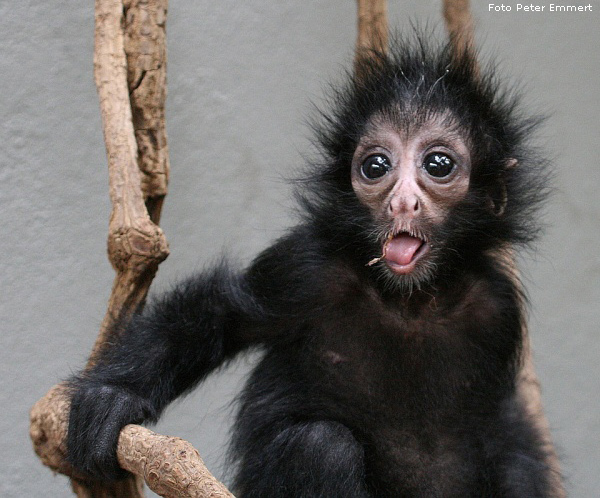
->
[1,1,598,496]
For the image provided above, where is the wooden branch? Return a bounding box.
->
[30,384,234,498]
[355,0,388,78]
[117,426,234,497]
[124,0,170,224]
[443,0,476,56]
[30,0,237,496]
[88,0,169,365]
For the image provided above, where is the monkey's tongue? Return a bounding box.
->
[384,234,423,266]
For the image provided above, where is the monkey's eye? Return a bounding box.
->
[423,153,454,178]
[361,154,392,180]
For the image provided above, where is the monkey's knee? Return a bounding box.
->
[234,420,369,498]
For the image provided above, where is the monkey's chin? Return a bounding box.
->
[384,241,430,275]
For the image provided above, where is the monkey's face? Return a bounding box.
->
[351,116,471,287]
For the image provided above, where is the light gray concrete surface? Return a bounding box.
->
[1,1,598,496]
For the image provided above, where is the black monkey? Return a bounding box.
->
[67,37,559,497]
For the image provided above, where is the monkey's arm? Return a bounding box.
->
[67,265,263,480]
[66,239,306,481]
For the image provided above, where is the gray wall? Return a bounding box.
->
[1,1,598,496]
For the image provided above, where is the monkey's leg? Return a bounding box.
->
[233,420,371,498]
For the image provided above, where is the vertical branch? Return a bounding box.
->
[87,0,170,366]
[442,1,564,495]
[443,0,476,56]
[87,0,169,366]
[355,0,388,79]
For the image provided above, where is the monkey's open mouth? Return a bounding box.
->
[381,232,429,274]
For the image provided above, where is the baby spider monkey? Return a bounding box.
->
[67,35,559,497]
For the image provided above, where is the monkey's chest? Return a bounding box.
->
[310,316,479,414]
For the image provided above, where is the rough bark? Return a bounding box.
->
[117,426,234,497]
[123,0,170,224]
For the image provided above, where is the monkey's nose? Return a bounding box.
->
[389,193,420,218]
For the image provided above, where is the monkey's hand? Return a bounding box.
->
[66,379,157,481]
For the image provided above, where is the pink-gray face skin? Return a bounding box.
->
[351,116,472,281]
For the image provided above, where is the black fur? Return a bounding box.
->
[67,36,559,496]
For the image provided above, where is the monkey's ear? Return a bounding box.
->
[487,159,517,216]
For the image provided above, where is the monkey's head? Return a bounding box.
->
[303,35,548,292]
[350,113,471,288]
